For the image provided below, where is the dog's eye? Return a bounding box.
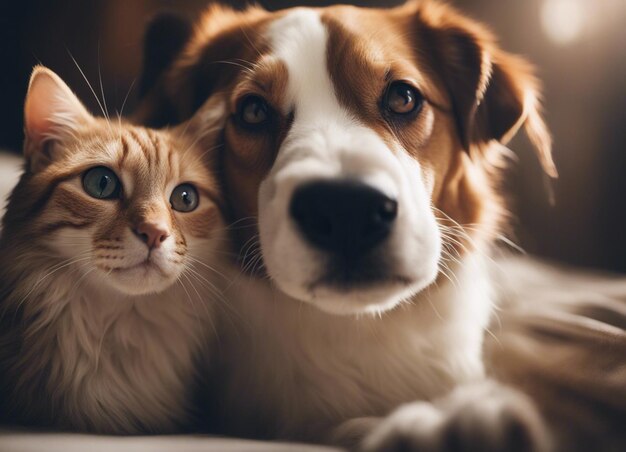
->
[384,82,423,116]
[82,166,121,200]
[238,95,270,127]
[170,183,199,212]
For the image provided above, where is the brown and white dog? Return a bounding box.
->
[136,1,559,450]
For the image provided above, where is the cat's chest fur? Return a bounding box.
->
[213,253,493,440]
[3,263,212,433]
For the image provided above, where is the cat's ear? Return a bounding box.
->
[24,66,94,171]
[177,92,229,150]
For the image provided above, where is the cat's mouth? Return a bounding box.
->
[111,259,168,277]
[103,256,180,296]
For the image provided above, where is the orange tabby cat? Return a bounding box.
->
[0,66,227,433]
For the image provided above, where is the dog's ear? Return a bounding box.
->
[133,12,193,128]
[134,4,267,128]
[139,13,192,98]
[413,2,557,177]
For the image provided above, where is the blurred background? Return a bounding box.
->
[1,0,624,272]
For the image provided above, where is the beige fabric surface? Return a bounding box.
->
[0,151,21,217]
[0,431,341,452]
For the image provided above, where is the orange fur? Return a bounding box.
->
[0,67,228,433]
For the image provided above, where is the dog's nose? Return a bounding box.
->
[133,221,170,249]
[289,180,397,258]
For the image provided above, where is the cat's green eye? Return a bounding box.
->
[170,183,199,212]
[82,166,121,200]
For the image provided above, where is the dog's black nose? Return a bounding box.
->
[289,180,397,258]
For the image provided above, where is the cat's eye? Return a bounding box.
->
[82,166,121,200]
[238,95,270,128]
[383,82,424,116]
[170,183,199,212]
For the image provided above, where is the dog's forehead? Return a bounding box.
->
[265,9,338,118]
[262,7,445,117]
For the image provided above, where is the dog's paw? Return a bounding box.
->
[361,381,550,452]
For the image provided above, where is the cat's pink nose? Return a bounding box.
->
[134,221,170,249]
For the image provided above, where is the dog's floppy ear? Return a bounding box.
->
[133,12,192,127]
[413,1,557,177]
[134,4,267,128]
[139,12,192,98]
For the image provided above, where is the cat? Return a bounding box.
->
[0,66,228,434]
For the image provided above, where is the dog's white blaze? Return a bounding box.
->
[268,10,348,124]
[266,9,399,193]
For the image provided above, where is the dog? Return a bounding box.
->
[134,1,563,450]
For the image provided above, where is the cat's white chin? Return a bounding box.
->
[106,262,180,296]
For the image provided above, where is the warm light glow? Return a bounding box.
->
[541,0,586,45]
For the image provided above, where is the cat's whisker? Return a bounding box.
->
[182,269,236,337]
[68,265,96,298]
[238,234,260,264]
[241,240,263,276]
[186,273,226,345]
[67,50,113,136]
[186,255,231,282]
[196,142,224,163]
[177,272,199,311]
[118,78,137,120]
[179,272,213,331]
[242,245,262,275]
[9,254,93,324]
[173,117,193,142]
[96,40,111,124]
[185,265,237,314]
[175,273,216,343]
[23,253,92,291]
[184,265,229,306]
[223,216,258,232]
[184,266,245,330]
[180,126,224,163]
[197,248,240,258]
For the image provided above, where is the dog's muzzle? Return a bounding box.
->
[289,179,398,260]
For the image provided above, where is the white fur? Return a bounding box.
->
[258,10,441,315]
[216,252,493,441]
